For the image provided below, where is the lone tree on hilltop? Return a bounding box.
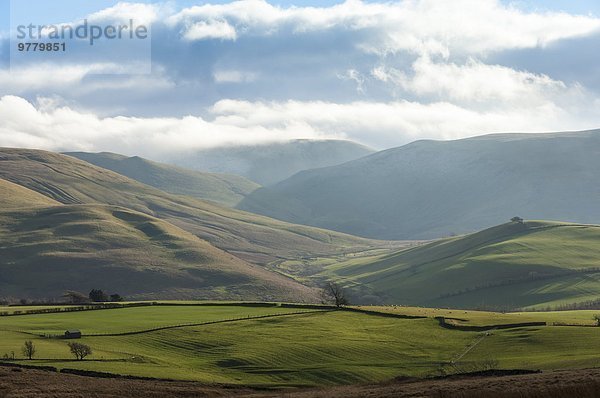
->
[68,342,92,360]
[21,340,36,360]
[511,216,524,224]
[321,281,349,308]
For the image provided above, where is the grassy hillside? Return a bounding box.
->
[167,139,374,186]
[284,221,600,310]
[0,200,316,301]
[239,129,600,239]
[65,152,260,207]
[2,303,600,387]
[0,179,60,209]
[0,148,382,265]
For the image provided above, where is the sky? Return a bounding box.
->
[0,0,600,159]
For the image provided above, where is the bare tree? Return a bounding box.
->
[322,281,349,308]
[21,340,36,360]
[68,342,92,360]
[62,291,88,304]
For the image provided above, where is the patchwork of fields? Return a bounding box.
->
[2,303,600,388]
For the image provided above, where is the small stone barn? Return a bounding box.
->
[64,330,82,339]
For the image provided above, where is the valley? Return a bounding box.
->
[2,133,600,396]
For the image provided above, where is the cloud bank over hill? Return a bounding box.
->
[1,0,600,155]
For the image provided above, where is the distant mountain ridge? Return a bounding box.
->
[65,151,260,207]
[164,139,375,185]
[238,129,600,239]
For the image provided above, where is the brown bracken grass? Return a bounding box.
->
[3,365,600,398]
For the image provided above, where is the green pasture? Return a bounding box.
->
[1,304,600,387]
[362,306,600,326]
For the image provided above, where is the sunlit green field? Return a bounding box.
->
[1,303,600,387]
[362,306,600,326]
[0,305,310,335]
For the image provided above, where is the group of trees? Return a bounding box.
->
[19,341,92,361]
[62,290,124,304]
[88,289,123,303]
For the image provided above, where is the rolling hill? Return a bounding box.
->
[0,179,60,209]
[0,148,381,266]
[308,220,600,310]
[238,129,600,239]
[0,180,316,301]
[165,139,374,186]
[64,152,260,207]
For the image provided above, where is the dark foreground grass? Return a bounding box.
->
[3,365,600,398]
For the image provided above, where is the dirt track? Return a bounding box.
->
[2,366,600,398]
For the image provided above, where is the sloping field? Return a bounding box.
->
[300,221,600,309]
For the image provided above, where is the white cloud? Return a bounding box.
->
[2,94,599,158]
[0,64,119,91]
[168,0,600,55]
[209,99,579,145]
[84,2,161,26]
[0,63,174,101]
[371,56,572,105]
[1,1,600,151]
[182,20,237,41]
[208,94,600,148]
[0,96,331,158]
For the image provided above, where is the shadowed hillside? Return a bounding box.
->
[0,181,316,300]
[0,148,381,266]
[239,130,600,239]
[65,152,260,207]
